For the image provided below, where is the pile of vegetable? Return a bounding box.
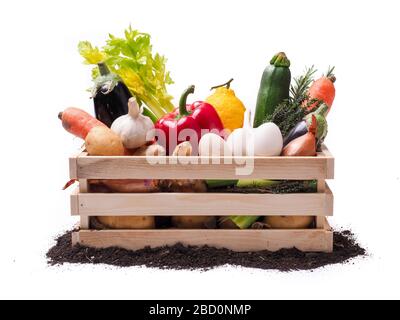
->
[60,26,336,231]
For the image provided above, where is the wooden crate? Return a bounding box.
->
[68,145,334,253]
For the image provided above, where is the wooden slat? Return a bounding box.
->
[324,217,332,231]
[325,183,334,219]
[72,154,333,181]
[74,156,328,180]
[79,179,88,192]
[324,217,333,252]
[316,218,325,229]
[71,232,80,246]
[74,227,333,253]
[69,157,77,180]
[79,179,90,229]
[71,187,334,217]
[316,180,326,229]
[316,182,334,228]
[69,149,86,180]
[80,217,90,229]
[319,145,334,179]
[70,188,79,215]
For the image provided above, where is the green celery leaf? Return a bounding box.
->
[79,26,175,118]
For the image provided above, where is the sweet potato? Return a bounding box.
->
[59,107,106,139]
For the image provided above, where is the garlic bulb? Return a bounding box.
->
[199,133,232,156]
[111,97,155,149]
[247,122,283,156]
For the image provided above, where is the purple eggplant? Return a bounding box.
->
[283,104,329,147]
[92,63,132,127]
[283,120,308,147]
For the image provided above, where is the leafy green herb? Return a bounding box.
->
[270,180,317,194]
[265,100,304,136]
[78,26,174,119]
[325,66,336,82]
[78,42,106,65]
[290,66,317,102]
[265,66,320,136]
[209,180,317,194]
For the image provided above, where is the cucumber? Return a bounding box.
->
[253,52,291,128]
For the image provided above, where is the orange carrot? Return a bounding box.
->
[305,67,336,113]
[58,107,106,139]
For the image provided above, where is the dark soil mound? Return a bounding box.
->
[47,229,366,272]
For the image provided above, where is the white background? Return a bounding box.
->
[0,0,399,300]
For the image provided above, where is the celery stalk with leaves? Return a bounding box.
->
[78,26,174,120]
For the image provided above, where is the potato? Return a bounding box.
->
[97,216,155,229]
[264,216,314,229]
[85,126,125,156]
[172,216,216,229]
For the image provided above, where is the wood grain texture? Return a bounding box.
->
[71,187,334,217]
[71,232,79,246]
[324,217,332,230]
[69,157,77,180]
[79,179,90,229]
[323,217,333,252]
[70,145,335,180]
[325,183,334,220]
[73,227,333,253]
[316,180,327,229]
[320,145,334,179]
[70,188,79,215]
[69,149,85,179]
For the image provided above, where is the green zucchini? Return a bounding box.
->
[253,52,291,128]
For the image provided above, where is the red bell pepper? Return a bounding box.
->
[155,85,224,155]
